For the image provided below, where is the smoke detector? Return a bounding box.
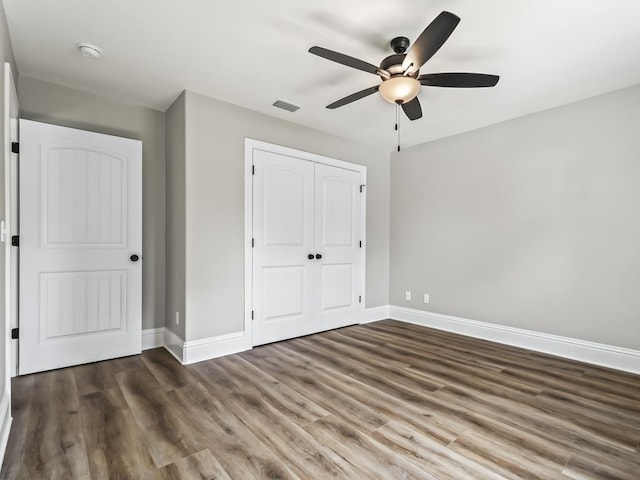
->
[77,43,102,59]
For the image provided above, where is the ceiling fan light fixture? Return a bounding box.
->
[379,76,420,104]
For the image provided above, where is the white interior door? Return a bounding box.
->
[314,163,363,330]
[252,150,315,346]
[19,120,142,374]
[251,145,364,347]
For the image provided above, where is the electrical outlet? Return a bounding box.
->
[405,291,411,301]
[175,311,180,325]
[423,293,430,304]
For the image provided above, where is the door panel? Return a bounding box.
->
[252,150,314,346]
[42,147,126,246]
[262,166,306,246]
[262,266,305,320]
[314,163,362,330]
[19,120,142,374]
[40,270,126,338]
[321,263,354,310]
[321,180,355,246]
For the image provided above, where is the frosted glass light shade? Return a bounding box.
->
[379,76,421,104]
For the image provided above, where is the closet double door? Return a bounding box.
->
[252,149,364,346]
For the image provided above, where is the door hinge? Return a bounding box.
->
[11,328,18,339]
[251,238,254,248]
[359,240,362,248]
[11,235,19,247]
[252,165,255,175]
[360,184,365,193]
[358,296,362,304]
[251,310,254,320]
[11,142,19,154]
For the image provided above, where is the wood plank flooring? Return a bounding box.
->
[2,320,640,479]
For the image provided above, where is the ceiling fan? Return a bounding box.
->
[309,11,500,121]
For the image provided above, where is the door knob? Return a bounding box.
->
[130,254,140,262]
[315,254,322,259]
[308,254,314,260]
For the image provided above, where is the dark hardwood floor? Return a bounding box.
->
[2,320,640,479]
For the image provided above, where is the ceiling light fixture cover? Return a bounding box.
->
[77,43,102,59]
[378,76,421,104]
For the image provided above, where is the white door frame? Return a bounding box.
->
[1,63,18,461]
[3,63,17,380]
[244,138,367,347]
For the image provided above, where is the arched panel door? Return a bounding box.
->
[252,150,315,346]
[314,163,363,331]
[19,120,142,374]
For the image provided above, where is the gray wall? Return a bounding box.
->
[174,90,390,341]
[390,84,640,350]
[165,92,186,338]
[18,76,166,330]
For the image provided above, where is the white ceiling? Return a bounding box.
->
[4,0,640,149]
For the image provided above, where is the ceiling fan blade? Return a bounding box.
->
[419,73,499,88]
[326,86,380,109]
[402,11,460,74]
[309,46,381,75]
[401,97,422,121]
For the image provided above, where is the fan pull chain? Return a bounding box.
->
[395,103,401,152]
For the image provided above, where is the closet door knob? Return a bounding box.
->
[315,254,322,260]
[130,254,140,262]
[308,254,314,260]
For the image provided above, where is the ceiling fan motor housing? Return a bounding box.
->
[379,54,419,78]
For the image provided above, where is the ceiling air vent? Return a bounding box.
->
[272,99,300,113]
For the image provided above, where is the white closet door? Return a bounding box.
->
[252,150,315,346]
[314,163,362,330]
[19,120,142,374]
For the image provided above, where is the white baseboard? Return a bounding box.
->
[163,328,184,363]
[388,305,640,374]
[160,328,250,365]
[142,327,165,350]
[0,392,12,466]
[182,331,251,365]
[146,307,640,375]
[361,305,390,324]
